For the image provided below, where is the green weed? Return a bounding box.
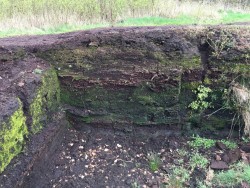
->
[212,162,250,187]
[189,152,209,170]
[189,85,213,113]
[220,139,237,149]
[197,181,208,188]
[172,166,190,182]
[242,136,250,143]
[177,149,189,157]
[188,136,237,149]
[166,177,183,188]
[147,152,161,172]
[188,136,216,149]
[131,181,141,188]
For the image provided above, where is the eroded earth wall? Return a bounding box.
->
[34,26,249,130]
[0,25,249,183]
[0,47,61,185]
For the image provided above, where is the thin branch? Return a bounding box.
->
[205,107,226,119]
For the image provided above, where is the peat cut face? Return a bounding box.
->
[37,26,249,131]
[45,27,202,128]
[0,25,249,187]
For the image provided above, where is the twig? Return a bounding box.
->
[205,107,226,119]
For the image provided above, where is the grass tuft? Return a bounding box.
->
[147,152,161,172]
[212,162,250,187]
[188,135,237,149]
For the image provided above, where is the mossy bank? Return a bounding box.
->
[0,62,62,184]
[35,25,250,131]
[0,98,28,173]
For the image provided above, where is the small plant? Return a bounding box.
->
[188,135,216,149]
[166,176,183,188]
[147,152,161,172]
[189,152,209,170]
[131,181,141,188]
[167,165,190,188]
[242,136,250,143]
[189,85,213,113]
[212,162,250,187]
[32,68,43,74]
[197,181,208,188]
[220,139,237,149]
[177,148,189,157]
[206,29,235,59]
[188,135,237,149]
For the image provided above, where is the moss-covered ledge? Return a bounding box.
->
[0,96,28,173]
[0,67,61,173]
[29,69,60,133]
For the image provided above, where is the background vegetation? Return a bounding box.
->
[0,0,250,37]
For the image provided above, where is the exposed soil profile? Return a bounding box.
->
[0,25,249,187]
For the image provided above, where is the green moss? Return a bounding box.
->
[30,69,60,134]
[203,77,212,85]
[0,99,28,173]
[81,116,92,124]
[37,48,97,72]
[182,81,202,90]
[0,48,26,62]
[39,46,202,80]
[210,61,250,76]
[136,96,156,105]
[201,116,228,131]
[153,52,201,69]
[61,80,181,126]
[180,57,201,69]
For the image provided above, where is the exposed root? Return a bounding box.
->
[231,83,250,137]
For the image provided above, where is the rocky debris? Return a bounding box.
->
[241,181,250,188]
[215,154,221,161]
[189,167,206,188]
[241,152,250,164]
[213,147,246,168]
[222,153,230,164]
[215,141,227,150]
[168,140,179,149]
[0,94,19,123]
[227,148,241,164]
[210,160,229,170]
[241,143,250,153]
[20,125,187,188]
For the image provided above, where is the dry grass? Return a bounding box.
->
[232,84,250,137]
[0,0,249,32]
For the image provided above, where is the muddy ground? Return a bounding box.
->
[21,125,199,188]
[19,122,249,188]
